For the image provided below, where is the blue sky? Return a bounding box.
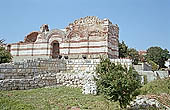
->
[0,0,169,50]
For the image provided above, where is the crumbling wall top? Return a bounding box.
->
[24,31,39,43]
[40,24,49,32]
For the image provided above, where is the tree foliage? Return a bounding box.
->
[147,60,159,71]
[118,41,140,64]
[0,39,12,64]
[127,48,140,65]
[118,41,128,58]
[0,39,5,45]
[0,46,12,64]
[95,58,141,108]
[146,46,170,68]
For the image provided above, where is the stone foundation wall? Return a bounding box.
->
[0,72,96,94]
[133,63,152,71]
[0,59,66,80]
[66,59,132,72]
[0,58,131,94]
[138,71,169,83]
[66,59,100,72]
[1,58,169,94]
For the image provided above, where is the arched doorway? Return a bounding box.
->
[51,41,59,59]
[7,45,11,52]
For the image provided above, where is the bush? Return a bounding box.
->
[0,46,12,63]
[95,58,141,108]
[143,75,148,85]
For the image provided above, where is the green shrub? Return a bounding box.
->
[147,60,159,71]
[143,75,148,85]
[95,58,141,108]
[0,46,12,64]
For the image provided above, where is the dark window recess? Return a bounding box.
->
[59,55,62,59]
[64,56,68,59]
[52,41,59,59]
[82,55,87,59]
[7,45,11,52]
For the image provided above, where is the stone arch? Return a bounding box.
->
[51,40,60,59]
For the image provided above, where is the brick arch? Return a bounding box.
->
[67,30,83,38]
[48,35,63,45]
[48,32,63,41]
[47,29,65,43]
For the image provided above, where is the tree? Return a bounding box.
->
[118,41,128,58]
[0,39,5,44]
[118,41,140,64]
[95,58,141,108]
[0,39,12,64]
[0,47,12,63]
[146,46,170,68]
[127,48,140,65]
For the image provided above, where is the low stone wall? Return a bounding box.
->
[0,58,131,79]
[133,63,152,71]
[66,59,132,72]
[1,58,169,93]
[66,59,99,72]
[0,59,66,80]
[138,71,169,83]
[0,72,96,94]
[0,58,131,94]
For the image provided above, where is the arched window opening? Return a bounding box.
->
[7,45,11,52]
[51,41,59,59]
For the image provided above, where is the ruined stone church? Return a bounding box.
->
[7,16,119,61]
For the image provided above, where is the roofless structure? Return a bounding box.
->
[7,16,119,61]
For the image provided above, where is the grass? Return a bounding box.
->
[0,78,169,110]
[140,77,170,95]
[0,86,120,110]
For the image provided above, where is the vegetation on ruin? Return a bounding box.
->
[0,87,120,110]
[95,58,141,108]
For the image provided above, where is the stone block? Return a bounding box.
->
[0,74,4,80]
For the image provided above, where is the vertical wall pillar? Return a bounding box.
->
[17,43,20,56]
[47,42,49,56]
[32,43,34,56]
